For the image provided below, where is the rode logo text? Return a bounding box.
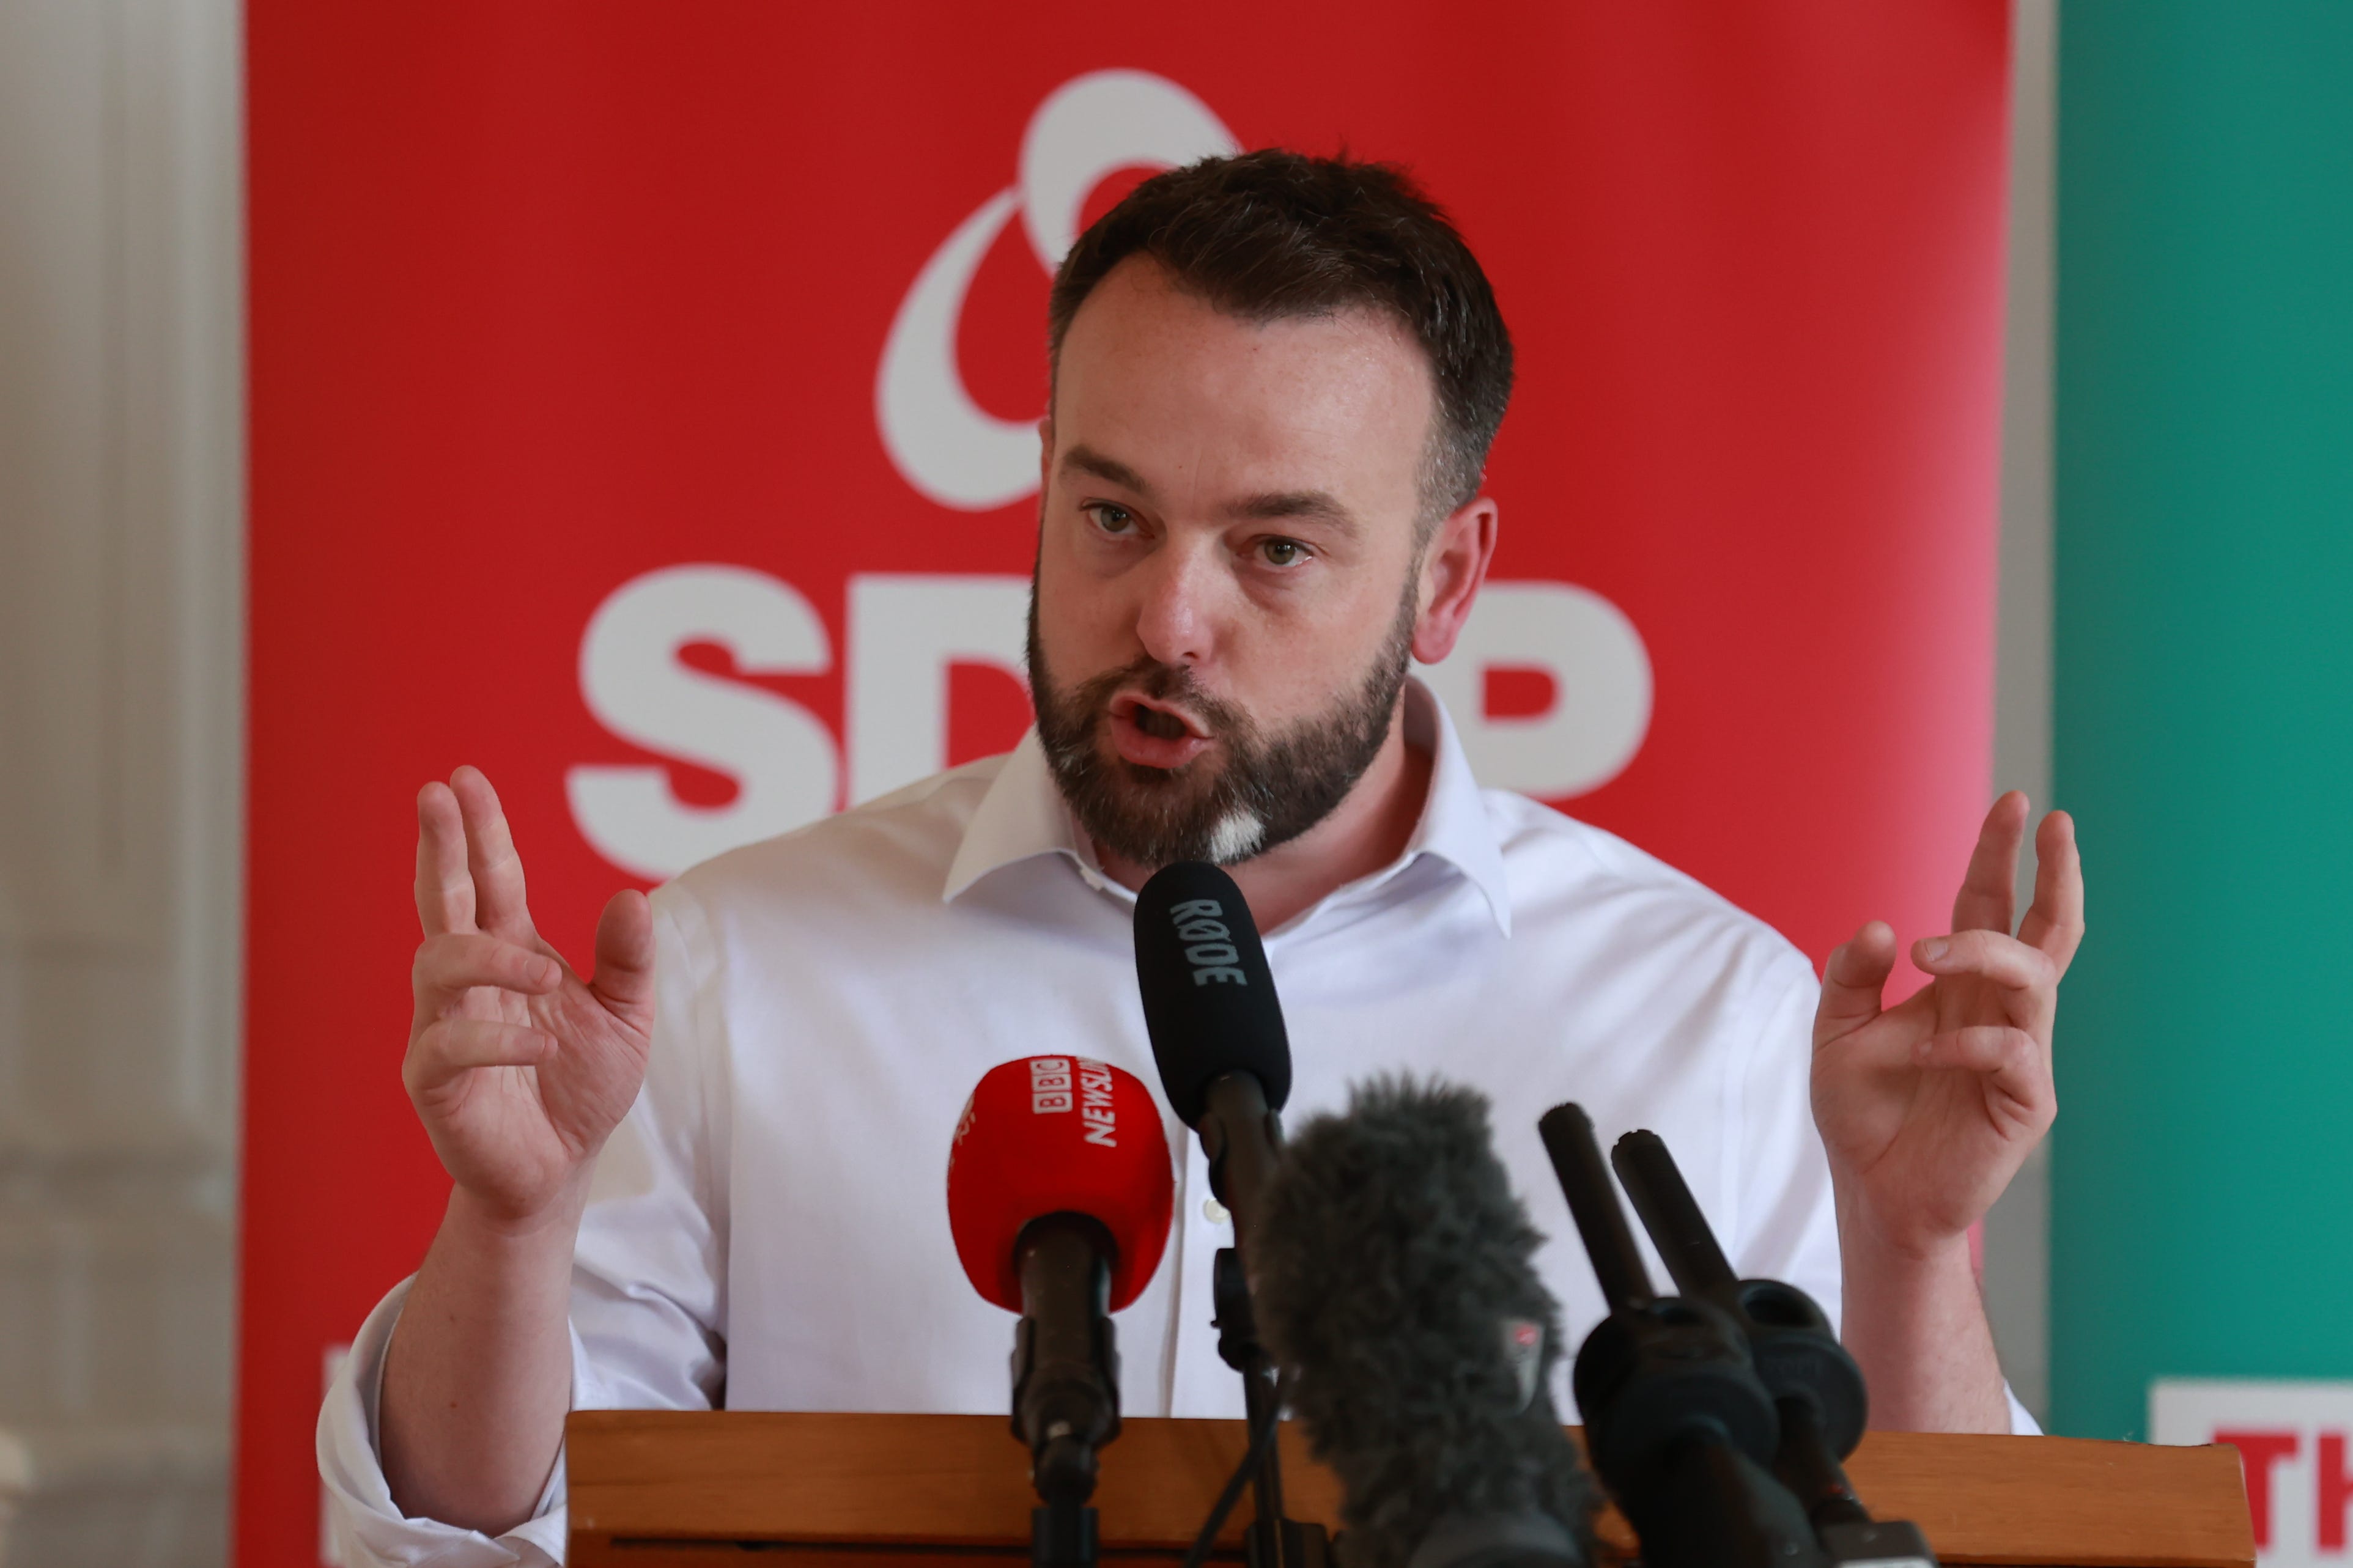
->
[1167,899,1247,987]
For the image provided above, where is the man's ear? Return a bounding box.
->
[1413,495,1500,665]
[1036,414,1055,491]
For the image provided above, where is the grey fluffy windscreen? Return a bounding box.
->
[1247,1078,1597,1568]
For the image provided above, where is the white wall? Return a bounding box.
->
[0,0,244,1558]
[1982,0,2057,1424]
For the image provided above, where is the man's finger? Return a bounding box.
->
[405,1018,553,1094]
[589,889,657,1018]
[1816,921,1896,1047]
[1912,928,2058,1002]
[415,782,476,938]
[412,931,562,1007]
[1914,1025,2055,1128]
[2017,809,2086,974]
[1950,791,2030,935]
[451,766,535,941]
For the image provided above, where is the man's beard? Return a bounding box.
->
[1026,581,1418,869]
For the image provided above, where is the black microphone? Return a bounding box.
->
[1609,1132,1937,1566]
[1249,1078,1595,1568]
[1537,1105,1823,1568]
[1134,861,1291,1244]
[1134,861,1328,1568]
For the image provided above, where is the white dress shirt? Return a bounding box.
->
[321,681,2008,1567]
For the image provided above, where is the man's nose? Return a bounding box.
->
[1131,539,1224,671]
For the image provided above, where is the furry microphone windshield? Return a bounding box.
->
[1247,1078,1596,1568]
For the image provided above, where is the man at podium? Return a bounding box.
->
[319,152,2083,1567]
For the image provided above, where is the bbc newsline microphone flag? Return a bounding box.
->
[242,3,2011,1561]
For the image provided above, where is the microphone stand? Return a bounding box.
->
[1199,1072,1329,1568]
[1608,1132,1939,1567]
[1536,1105,1827,1568]
[1012,1214,1123,1568]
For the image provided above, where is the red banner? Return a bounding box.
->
[242,4,2009,1560]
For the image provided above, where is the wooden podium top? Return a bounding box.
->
[566,1411,2251,1568]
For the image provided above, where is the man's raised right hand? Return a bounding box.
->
[406,765,654,1226]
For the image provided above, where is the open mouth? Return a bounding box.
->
[1107,693,1213,768]
[1110,692,1205,738]
[1132,705,1189,740]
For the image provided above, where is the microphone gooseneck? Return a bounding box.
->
[1250,1078,1595,1568]
[1013,1211,1120,1507]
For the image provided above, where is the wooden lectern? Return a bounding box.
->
[566,1412,2253,1568]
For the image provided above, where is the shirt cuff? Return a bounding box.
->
[317,1276,605,1567]
[2003,1381,2043,1437]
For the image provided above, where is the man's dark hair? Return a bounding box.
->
[1047,150,1514,525]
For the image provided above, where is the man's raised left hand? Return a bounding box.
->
[1814,792,2082,1256]
[1811,792,2084,1429]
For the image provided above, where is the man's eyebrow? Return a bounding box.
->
[1225,489,1360,534]
[1060,446,1155,499]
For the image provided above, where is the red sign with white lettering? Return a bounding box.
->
[241,4,2010,1559]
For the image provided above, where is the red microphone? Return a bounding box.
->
[948,1055,1175,1311]
[945,1056,1175,1563]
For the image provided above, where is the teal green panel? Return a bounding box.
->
[2053,0,2353,1440]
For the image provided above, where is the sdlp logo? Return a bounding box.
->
[564,70,1651,882]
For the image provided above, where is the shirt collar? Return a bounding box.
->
[940,726,1103,904]
[942,676,1512,937]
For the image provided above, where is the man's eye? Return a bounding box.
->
[1087,504,1136,536]
[1259,538,1309,567]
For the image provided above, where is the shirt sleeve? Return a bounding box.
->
[316,887,728,1564]
[569,886,731,1408]
[1724,954,1844,1323]
[316,1276,585,1567]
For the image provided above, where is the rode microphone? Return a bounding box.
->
[1133,861,1290,1241]
[1250,1078,1595,1568]
[1134,864,1328,1568]
[948,1056,1175,1567]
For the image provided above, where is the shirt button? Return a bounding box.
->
[1202,1197,1230,1226]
